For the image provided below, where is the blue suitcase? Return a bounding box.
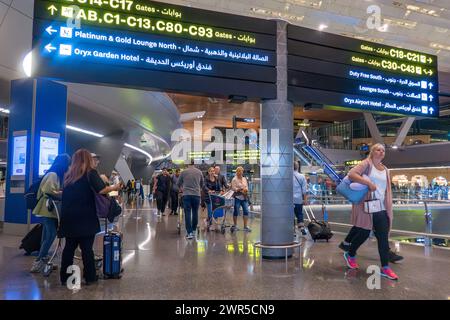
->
[103,229,123,279]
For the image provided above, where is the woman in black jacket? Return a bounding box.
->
[204,167,222,223]
[60,149,121,285]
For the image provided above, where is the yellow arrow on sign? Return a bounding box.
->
[48,5,58,15]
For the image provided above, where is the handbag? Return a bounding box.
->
[364,192,383,214]
[87,173,111,219]
[336,176,368,204]
[108,198,122,222]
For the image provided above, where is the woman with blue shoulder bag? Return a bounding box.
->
[339,143,399,280]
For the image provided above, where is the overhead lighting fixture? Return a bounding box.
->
[250,7,304,22]
[287,0,323,9]
[124,143,153,165]
[383,18,417,29]
[318,24,328,31]
[0,107,10,114]
[23,51,33,77]
[430,42,450,51]
[66,125,104,138]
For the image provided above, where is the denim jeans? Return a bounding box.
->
[206,201,213,220]
[183,195,200,234]
[234,198,249,217]
[294,204,304,223]
[38,217,58,260]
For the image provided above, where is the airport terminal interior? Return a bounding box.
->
[0,0,450,300]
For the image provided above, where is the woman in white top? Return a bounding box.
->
[342,143,398,280]
[231,167,251,232]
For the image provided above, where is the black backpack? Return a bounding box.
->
[24,178,43,210]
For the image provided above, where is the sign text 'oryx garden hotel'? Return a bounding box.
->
[32,0,277,100]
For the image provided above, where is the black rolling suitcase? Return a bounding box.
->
[304,206,333,242]
[103,219,123,279]
[20,224,43,255]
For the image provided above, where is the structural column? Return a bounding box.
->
[4,78,67,235]
[260,21,294,258]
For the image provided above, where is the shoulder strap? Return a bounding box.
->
[294,174,302,186]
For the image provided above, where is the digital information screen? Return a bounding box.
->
[39,134,59,177]
[32,0,277,100]
[287,25,439,118]
[12,135,27,177]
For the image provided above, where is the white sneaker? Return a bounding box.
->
[30,260,44,273]
[244,227,252,232]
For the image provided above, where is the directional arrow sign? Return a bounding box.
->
[48,5,57,15]
[45,26,57,35]
[428,83,434,90]
[45,43,56,53]
[427,57,433,64]
[429,107,434,114]
[429,95,434,102]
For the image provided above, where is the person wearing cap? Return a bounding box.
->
[91,153,100,169]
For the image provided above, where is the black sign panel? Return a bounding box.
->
[32,0,277,100]
[288,25,439,118]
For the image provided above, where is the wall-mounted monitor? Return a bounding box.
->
[12,132,28,178]
[39,132,60,177]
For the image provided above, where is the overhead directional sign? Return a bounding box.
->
[287,25,440,118]
[32,0,277,100]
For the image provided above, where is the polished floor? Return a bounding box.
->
[1,200,449,300]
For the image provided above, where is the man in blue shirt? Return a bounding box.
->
[293,161,308,228]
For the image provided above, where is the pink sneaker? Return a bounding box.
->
[381,267,399,280]
[344,252,359,269]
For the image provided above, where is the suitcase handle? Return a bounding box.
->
[303,205,317,222]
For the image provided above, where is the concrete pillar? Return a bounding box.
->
[4,79,67,235]
[260,21,294,259]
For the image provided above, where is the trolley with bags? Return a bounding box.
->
[207,190,234,234]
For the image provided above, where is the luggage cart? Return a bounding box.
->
[42,197,62,277]
[207,191,234,234]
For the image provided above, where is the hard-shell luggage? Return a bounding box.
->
[20,224,42,255]
[103,224,123,279]
[304,206,333,242]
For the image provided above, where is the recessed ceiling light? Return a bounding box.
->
[66,125,104,138]
[318,24,328,31]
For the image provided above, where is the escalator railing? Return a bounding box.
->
[302,145,342,183]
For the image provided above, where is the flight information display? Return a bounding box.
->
[288,25,439,118]
[32,0,277,100]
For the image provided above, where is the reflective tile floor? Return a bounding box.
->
[1,201,449,300]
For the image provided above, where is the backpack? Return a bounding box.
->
[24,178,43,210]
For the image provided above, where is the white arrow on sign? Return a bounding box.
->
[428,83,434,90]
[46,26,57,35]
[48,5,58,15]
[45,44,56,53]
[429,107,434,114]
[429,95,434,102]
